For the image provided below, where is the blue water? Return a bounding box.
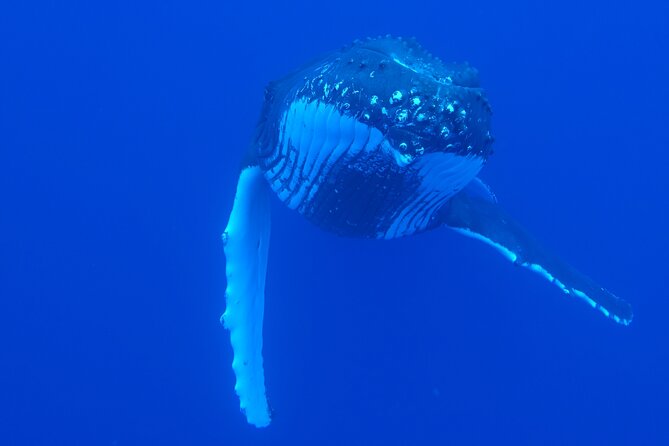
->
[2,1,668,444]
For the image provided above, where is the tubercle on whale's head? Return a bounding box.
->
[258,36,494,165]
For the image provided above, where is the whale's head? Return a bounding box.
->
[255,36,495,238]
[258,36,494,165]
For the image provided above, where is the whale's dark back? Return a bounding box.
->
[251,37,494,239]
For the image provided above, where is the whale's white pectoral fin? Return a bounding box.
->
[444,180,633,325]
[221,165,272,428]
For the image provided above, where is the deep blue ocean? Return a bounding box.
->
[2,1,668,445]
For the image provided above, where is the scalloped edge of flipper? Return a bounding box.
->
[444,185,633,326]
[221,166,272,427]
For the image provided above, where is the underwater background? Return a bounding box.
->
[2,0,669,444]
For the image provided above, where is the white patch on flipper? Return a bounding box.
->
[571,288,596,308]
[452,227,631,326]
[525,263,568,294]
[221,166,271,428]
[572,288,619,321]
[451,227,519,262]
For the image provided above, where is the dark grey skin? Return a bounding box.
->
[222,35,632,428]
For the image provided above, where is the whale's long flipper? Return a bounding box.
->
[221,166,272,427]
[443,179,633,325]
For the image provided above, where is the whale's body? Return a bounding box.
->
[256,38,492,238]
[221,37,633,428]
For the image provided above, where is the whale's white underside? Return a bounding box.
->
[264,98,483,238]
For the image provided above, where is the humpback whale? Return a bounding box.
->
[221,36,632,427]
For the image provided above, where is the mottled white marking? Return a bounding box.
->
[267,98,384,210]
[278,111,302,184]
[265,110,289,179]
[385,153,483,239]
[381,140,413,168]
[288,101,325,208]
[288,99,318,199]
